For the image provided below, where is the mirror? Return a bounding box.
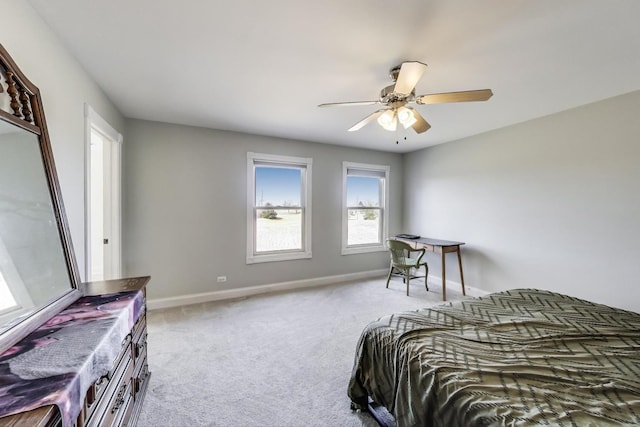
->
[0,43,81,354]
[0,122,72,323]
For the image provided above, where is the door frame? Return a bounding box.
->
[84,104,123,281]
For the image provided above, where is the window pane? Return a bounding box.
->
[255,166,303,253]
[347,208,381,245]
[342,162,388,255]
[255,167,301,207]
[0,272,17,311]
[347,176,380,207]
[256,208,302,252]
[347,175,382,246]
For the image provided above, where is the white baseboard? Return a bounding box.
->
[147,269,388,311]
[426,276,489,298]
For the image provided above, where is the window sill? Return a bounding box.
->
[246,251,312,264]
[341,245,386,255]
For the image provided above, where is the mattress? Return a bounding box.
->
[348,289,640,426]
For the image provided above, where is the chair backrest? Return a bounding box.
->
[386,239,424,268]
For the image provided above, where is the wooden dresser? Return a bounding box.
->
[0,277,151,427]
[0,43,151,427]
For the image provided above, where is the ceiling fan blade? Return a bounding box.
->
[393,61,427,95]
[411,110,431,134]
[318,100,380,107]
[415,89,493,104]
[348,109,386,132]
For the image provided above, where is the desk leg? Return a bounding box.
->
[441,252,446,301]
[457,247,466,296]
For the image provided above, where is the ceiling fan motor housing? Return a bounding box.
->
[380,84,414,105]
[389,64,402,81]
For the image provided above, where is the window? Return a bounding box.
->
[0,272,17,312]
[247,152,312,264]
[0,237,32,319]
[342,162,389,255]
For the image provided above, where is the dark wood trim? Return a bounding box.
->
[0,108,41,134]
[0,405,60,427]
[82,276,151,296]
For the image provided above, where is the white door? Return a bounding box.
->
[86,105,122,281]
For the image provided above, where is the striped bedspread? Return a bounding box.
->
[348,289,640,426]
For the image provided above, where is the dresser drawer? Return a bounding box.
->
[102,378,134,427]
[132,315,150,404]
[132,314,146,344]
[85,354,134,427]
[132,316,147,362]
[133,352,150,397]
[83,332,133,422]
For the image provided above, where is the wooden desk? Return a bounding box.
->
[396,236,466,301]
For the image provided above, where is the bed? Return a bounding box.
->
[348,288,640,426]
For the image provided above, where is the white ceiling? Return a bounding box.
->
[28,0,640,153]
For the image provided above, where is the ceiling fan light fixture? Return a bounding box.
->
[377,109,397,131]
[397,106,417,129]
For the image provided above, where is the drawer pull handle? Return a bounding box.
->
[134,366,150,394]
[135,335,147,358]
[135,342,144,357]
[111,384,128,413]
[86,385,97,405]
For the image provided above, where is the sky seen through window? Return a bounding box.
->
[255,167,380,207]
[347,176,380,206]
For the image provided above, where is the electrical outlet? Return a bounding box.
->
[216,276,227,283]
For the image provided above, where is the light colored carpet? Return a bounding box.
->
[136,276,467,426]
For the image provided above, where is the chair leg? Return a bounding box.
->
[424,264,429,292]
[385,265,393,289]
[405,269,411,296]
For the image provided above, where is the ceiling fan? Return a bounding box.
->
[319,61,493,134]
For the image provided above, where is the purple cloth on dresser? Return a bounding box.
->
[0,290,144,426]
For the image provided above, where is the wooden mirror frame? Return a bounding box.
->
[0,43,82,354]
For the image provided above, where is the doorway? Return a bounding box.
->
[85,105,122,281]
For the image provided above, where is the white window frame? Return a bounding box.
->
[341,161,389,255]
[247,152,312,264]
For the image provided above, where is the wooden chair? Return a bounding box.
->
[385,239,429,296]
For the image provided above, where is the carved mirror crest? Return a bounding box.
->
[0,43,82,354]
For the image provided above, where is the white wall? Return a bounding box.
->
[404,90,640,312]
[2,0,125,278]
[123,119,403,301]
